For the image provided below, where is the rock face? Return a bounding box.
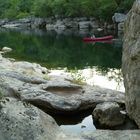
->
[0,17,99,30]
[57,130,140,140]
[122,0,140,128]
[93,102,125,127]
[112,13,127,31]
[0,98,60,140]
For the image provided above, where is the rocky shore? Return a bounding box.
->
[0,0,140,138]
[0,13,127,31]
[0,48,139,140]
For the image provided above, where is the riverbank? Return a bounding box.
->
[0,13,127,31]
[0,49,139,139]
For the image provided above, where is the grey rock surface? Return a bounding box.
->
[79,21,90,29]
[0,54,124,113]
[0,98,60,140]
[122,0,140,128]
[113,13,127,23]
[118,22,124,31]
[57,130,140,140]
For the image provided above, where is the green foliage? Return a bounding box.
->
[0,0,135,21]
[69,68,86,85]
[0,0,34,19]
[32,0,53,17]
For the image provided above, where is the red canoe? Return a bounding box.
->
[83,35,113,41]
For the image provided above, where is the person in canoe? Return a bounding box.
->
[91,34,95,38]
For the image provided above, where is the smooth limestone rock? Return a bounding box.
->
[0,73,124,114]
[0,55,124,114]
[0,98,60,140]
[122,0,140,128]
[93,102,125,127]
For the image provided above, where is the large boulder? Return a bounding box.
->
[122,0,140,128]
[92,102,125,127]
[0,73,125,114]
[0,98,60,140]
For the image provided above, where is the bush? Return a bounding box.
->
[32,0,53,17]
[117,0,135,13]
[0,0,135,21]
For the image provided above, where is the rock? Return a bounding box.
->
[12,61,49,76]
[57,130,140,140]
[89,21,99,29]
[64,19,78,29]
[31,18,46,28]
[0,73,124,114]
[118,22,124,31]
[79,21,90,29]
[54,20,66,30]
[97,28,103,31]
[112,13,127,23]
[0,19,9,26]
[122,0,140,128]
[46,24,55,30]
[0,97,60,140]
[0,17,100,30]
[0,52,125,114]
[1,18,31,28]
[2,47,12,53]
[0,97,139,140]
[93,102,125,127]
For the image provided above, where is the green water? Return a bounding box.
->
[0,28,122,71]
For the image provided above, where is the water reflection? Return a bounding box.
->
[49,67,124,92]
[0,28,122,71]
[60,115,96,134]
[82,67,124,92]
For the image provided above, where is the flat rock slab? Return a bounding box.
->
[0,54,124,113]
[0,72,124,114]
[57,130,140,140]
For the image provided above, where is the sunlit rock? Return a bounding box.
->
[2,46,12,53]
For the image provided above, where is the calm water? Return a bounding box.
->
[0,28,122,70]
[0,28,124,133]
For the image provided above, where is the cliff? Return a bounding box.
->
[122,0,140,128]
